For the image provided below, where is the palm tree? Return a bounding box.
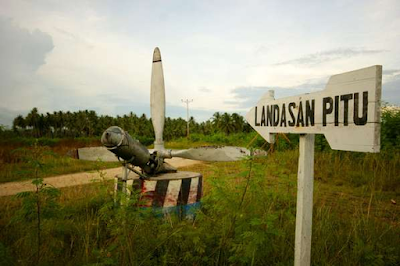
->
[45,112,54,137]
[37,113,48,137]
[13,115,26,133]
[212,112,222,133]
[200,120,213,135]
[64,111,73,137]
[220,112,235,135]
[129,112,139,135]
[25,108,41,137]
[87,110,98,137]
[231,113,245,133]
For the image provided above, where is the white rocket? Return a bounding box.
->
[150,47,166,151]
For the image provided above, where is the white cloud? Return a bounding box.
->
[0,18,54,113]
[0,0,399,127]
[274,48,386,66]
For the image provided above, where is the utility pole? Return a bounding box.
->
[181,99,193,138]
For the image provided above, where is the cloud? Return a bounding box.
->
[0,17,54,122]
[382,74,400,106]
[275,48,386,66]
[383,69,400,82]
[227,72,400,110]
[227,79,327,109]
[1,0,399,126]
[383,69,400,76]
[199,87,211,93]
[0,18,53,74]
[0,106,27,128]
[166,104,216,122]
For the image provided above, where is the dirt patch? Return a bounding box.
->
[0,158,202,197]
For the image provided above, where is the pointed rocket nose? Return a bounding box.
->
[153,47,161,62]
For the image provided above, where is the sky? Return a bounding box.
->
[0,0,399,127]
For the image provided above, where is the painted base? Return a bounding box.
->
[115,171,202,218]
[153,202,201,220]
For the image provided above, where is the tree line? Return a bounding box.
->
[12,108,252,140]
[9,106,400,150]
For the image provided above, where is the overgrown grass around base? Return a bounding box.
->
[0,150,399,265]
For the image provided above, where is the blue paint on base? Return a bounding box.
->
[153,202,202,219]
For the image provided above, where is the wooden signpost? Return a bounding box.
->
[246,65,382,266]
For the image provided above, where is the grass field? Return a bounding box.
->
[0,147,399,265]
[0,138,120,183]
[0,133,259,184]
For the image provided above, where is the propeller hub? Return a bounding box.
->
[101,126,125,148]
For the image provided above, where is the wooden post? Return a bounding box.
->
[295,134,315,266]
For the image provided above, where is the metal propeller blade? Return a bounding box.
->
[78,147,118,162]
[162,146,253,162]
[151,47,166,151]
[78,145,266,163]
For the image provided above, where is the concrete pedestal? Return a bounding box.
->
[115,171,202,218]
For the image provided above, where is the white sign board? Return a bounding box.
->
[246,65,382,152]
[246,65,382,266]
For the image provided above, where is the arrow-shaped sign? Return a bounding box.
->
[246,65,382,153]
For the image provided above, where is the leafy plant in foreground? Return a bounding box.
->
[11,141,60,264]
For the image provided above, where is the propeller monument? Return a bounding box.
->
[79,47,253,178]
[77,47,258,216]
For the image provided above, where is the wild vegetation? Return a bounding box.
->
[0,150,399,265]
[0,106,399,265]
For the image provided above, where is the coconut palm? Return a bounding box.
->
[12,115,26,133]
[231,113,244,133]
[25,108,41,137]
[212,112,222,132]
[220,112,235,135]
